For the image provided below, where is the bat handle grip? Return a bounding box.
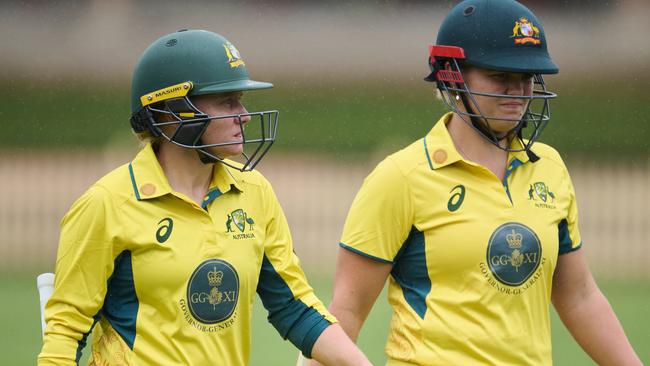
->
[37,273,55,338]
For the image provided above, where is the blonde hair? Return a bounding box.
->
[434,87,461,107]
[435,88,445,102]
[133,130,162,146]
[132,105,168,146]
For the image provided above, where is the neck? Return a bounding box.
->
[447,113,509,180]
[156,142,214,204]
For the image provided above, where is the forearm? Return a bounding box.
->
[327,301,366,342]
[306,301,370,366]
[306,248,390,366]
[309,324,372,366]
[555,288,642,366]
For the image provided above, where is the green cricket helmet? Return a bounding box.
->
[130,29,278,171]
[425,0,558,158]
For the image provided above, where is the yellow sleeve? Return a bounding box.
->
[559,169,582,254]
[255,178,336,358]
[38,185,121,365]
[340,156,414,262]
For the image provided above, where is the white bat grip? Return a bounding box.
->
[37,273,55,337]
[296,352,306,366]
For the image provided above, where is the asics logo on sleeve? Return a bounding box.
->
[156,217,174,243]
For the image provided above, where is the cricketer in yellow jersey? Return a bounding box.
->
[339,113,576,365]
[38,29,372,366]
[309,1,642,365]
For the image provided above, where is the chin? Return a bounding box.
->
[499,109,526,120]
[486,118,518,131]
[208,146,243,160]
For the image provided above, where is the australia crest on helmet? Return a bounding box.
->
[511,17,541,45]
[223,41,245,68]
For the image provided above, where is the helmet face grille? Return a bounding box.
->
[144,96,279,171]
[194,110,279,172]
[426,0,558,152]
[434,58,556,153]
[130,30,277,171]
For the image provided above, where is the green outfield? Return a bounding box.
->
[2,79,648,159]
[5,273,648,365]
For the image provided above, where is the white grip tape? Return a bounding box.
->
[296,352,306,366]
[37,273,55,337]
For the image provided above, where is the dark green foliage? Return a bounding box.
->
[2,79,647,160]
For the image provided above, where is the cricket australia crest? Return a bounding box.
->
[225,209,256,240]
[528,182,556,209]
[511,17,541,45]
[223,41,245,68]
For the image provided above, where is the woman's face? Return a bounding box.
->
[191,92,251,158]
[460,67,534,134]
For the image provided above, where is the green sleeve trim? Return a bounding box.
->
[559,242,582,255]
[339,243,393,264]
[296,309,332,358]
[256,255,331,357]
[558,219,582,255]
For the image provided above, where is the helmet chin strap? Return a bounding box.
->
[196,147,245,167]
[197,147,218,164]
[456,92,540,162]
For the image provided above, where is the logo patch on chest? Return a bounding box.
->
[184,259,239,325]
[486,222,542,286]
[447,184,466,212]
[528,182,557,209]
[156,218,174,243]
[225,209,256,240]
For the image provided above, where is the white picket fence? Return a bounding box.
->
[1,150,648,279]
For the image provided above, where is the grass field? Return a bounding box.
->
[4,272,648,365]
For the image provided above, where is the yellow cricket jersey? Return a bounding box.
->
[39,143,336,366]
[340,113,582,366]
